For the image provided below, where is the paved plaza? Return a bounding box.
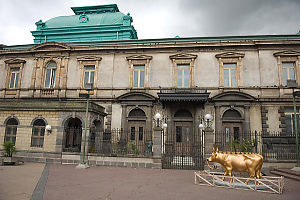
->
[1,163,300,200]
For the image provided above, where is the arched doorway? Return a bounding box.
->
[89,119,103,153]
[127,108,147,154]
[63,118,82,152]
[222,109,243,143]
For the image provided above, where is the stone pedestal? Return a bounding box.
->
[152,127,162,169]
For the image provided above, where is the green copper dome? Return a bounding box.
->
[31,4,138,43]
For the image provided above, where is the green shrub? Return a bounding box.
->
[2,142,16,157]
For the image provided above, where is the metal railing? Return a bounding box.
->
[215,131,299,162]
[89,129,153,157]
[159,88,208,94]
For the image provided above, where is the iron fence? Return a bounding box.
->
[215,131,299,162]
[89,129,153,157]
[162,129,204,170]
[261,132,299,161]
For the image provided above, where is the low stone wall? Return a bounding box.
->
[88,155,154,168]
[13,150,155,168]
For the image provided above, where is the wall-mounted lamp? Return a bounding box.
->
[45,125,52,134]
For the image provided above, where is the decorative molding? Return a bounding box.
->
[4,58,26,64]
[215,52,245,58]
[273,50,300,57]
[77,56,102,61]
[30,42,71,51]
[117,92,156,102]
[126,55,152,60]
[169,53,197,60]
[212,91,256,102]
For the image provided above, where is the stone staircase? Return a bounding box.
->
[270,168,300,182]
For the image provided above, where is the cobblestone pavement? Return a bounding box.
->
[1,163,300,200]
[0,163,45,200]
[43,164,300,200]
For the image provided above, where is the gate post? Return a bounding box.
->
[204,128,214,170]
[152,127,162,169]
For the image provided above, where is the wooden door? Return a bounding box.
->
[223,122,243,143]
[128,120,146,154]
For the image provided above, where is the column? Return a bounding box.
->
[152,127,162,169]
[244,105,250,133]
[204,128,214,170]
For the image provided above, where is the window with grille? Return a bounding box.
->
[31,119,46,147]
[44,61,57,88]
[285,108,300,135]
[5,118,18,145]
[282,62,296,86]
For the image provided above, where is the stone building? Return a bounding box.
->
[0,4,299,169]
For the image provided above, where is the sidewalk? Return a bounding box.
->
[0,163,45,200]
[1,163,300,200]
[43,164,300,200]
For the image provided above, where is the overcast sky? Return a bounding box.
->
[1,0,300,45]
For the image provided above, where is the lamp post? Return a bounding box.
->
[287,80,300,167]
[78,83,94,168]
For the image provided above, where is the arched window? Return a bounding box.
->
[174,109,192,118]
[222,109,241,119]
[128,108,146,117]
[31,119,46,147]
[44,61,57,88]
[5,118,18,145]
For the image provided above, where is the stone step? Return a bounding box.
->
[270,170,300,182]
[274,168,300,177]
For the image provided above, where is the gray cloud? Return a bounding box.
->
[1,0,299,45]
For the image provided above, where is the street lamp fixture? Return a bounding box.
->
[77,83,94,169]
[155,113,162,127]
[199,113,213,131]
[287,79,300,167]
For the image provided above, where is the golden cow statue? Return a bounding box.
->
[207,145,263,184]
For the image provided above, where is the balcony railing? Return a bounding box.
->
[159,87,207,94]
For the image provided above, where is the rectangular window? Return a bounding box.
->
[139,127,143,141]
[176,126,182,142]
[285,108,300,135]
[9,68,20,89]
[130,127,135,140]
[84,66,95,88]
[45,68,56,88]
[133,65,145,88]
[177,64,190,87]
[282,62,295,86]
[223,63,237,87]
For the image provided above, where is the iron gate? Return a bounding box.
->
[162,128,204,170]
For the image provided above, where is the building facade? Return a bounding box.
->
[0,5,299,168]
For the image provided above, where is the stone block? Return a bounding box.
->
[103,161,110,166]
[124,162,132,168]
[132,162,138,168]
[138,163,146,168]
[145,163,153,168]
[96,161,104,166]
